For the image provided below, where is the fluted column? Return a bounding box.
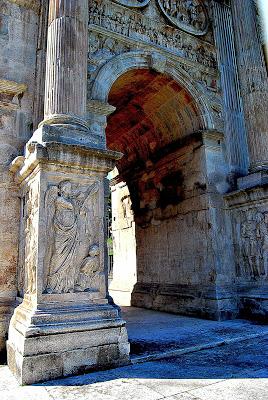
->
[41,0,88,130]
[231,0,268,172]
[213,1,249,177]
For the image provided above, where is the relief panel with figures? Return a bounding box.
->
[43,179,104,294]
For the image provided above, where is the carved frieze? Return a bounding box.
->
[88,30,219,92]
[87,29,222,133]
[157,0,208,35]
[110,0,209,36]
[89,0,217,70]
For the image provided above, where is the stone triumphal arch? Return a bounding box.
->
[0,0,267,385]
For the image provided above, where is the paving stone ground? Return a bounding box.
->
[122,307,268,358]
[1,307,268,400]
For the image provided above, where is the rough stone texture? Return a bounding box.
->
[108,129,236,319]
[0,0,40,353]
[225,186,268,321]
[1,0,268,384]
[7,141,130,384]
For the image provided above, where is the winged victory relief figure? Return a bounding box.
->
[44,180,99,294]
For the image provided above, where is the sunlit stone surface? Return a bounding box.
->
[0,0,267,384]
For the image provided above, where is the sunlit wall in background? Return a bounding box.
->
[257,0,268,65]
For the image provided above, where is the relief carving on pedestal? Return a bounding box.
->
[236,210,268,279]
[75,244,102,292]
[44,180,102,294]
[18,184,39,296]
[24,186,39,294]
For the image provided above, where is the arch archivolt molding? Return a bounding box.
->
[88,50,221,132]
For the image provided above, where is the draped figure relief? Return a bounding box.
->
[44,180,100,294]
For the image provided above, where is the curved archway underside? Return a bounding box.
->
[107,69,204,176]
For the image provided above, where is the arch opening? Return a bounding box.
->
[107,68,209,314]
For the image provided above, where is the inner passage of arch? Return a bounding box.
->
[107,69,204,175]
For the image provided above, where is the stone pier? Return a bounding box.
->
[1,0,268,385]
[6,0,129,385]
[225,0,268,320]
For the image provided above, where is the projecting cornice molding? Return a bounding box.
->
[7,0,40,13]
[87,100,116,116]
[0,79,27,96]
[0,79,27,111]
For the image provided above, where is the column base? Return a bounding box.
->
[30,124,106,149]
[7,298,130,384]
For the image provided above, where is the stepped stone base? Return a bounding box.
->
[7,298,130,384]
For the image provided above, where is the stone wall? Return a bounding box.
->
[0,0,40,352]
[109,130,237,320]
[109,180,137,305]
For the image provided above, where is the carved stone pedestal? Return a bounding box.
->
[7,141,129,384]
[226,187,268,322]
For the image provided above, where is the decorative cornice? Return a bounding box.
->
[0,101,19,111]
[7,0,40,13]
[202,130,224,142]
[87,100,116,116]
[0,79,27,96]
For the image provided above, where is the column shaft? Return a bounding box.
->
[231,0,268,172]
[43,0,88,128]
[213,1,249,176]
